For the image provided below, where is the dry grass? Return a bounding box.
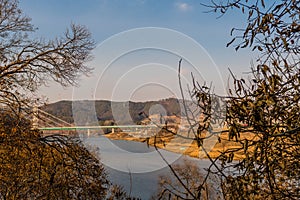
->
[104,131,258,160]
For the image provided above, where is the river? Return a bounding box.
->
[83,136,216,199]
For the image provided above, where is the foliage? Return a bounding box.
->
[192,0,300,199]
[206,0,299,55]
[0,1,140,199]
[153,159,221,200]
[0,111,109,199]
[152,0,299,199]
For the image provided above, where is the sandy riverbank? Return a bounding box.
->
[104,131,256,159]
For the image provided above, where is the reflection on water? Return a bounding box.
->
[109,139,155,153]
[83,136,184,173]
[83,136,212,199]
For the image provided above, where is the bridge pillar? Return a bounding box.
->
[87,129,90,137]
[32,106,38,129]
[112,128,114,133]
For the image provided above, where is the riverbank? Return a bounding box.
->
[104,131,256,159]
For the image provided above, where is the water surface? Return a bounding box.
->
[83,136,213,199]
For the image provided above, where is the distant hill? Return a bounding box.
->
[41,98,187,125]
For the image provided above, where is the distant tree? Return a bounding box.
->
[0,0,94,113]
[106,185,141,200]
[153,159,221,200]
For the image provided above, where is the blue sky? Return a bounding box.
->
[19,0,256,102]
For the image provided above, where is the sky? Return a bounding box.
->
[19,0,257,103]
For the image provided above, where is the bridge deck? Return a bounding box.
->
[38,125,158,131]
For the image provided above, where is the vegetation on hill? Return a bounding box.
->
[42,98,183,125]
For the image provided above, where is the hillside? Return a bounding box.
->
[41,98,185,125]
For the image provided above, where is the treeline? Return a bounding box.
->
[41,98,183,125]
